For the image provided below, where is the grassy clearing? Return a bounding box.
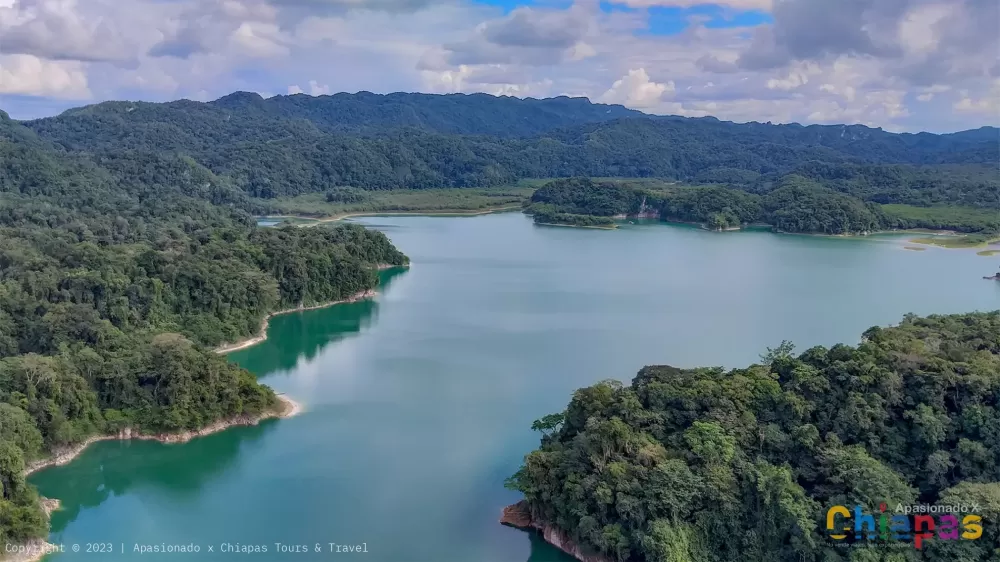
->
[977,250,1000,256]
[262,187,534,218]
[909,234,1000,249]
[880,204,1000,233]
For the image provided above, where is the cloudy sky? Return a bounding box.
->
[0,0,997,132]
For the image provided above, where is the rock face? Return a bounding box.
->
[500,501,612,562]
[500,501,533,528]
[39,498,60,518]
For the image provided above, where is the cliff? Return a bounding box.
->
[499,501,612,562]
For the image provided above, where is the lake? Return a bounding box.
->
[31,213,999,561]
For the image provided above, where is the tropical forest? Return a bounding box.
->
[0,91,997,559]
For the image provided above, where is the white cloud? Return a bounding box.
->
[230,21,289,58]
[897,3,953,54]
[916,84,950,102]
[287,80,329,95]
[0,0,137,62]
[0,0,994,133]
[953,80,1000,115]
[600,68,674,108]
[568,41,596,61]
[765,63,820,90]
[0,54,90,98]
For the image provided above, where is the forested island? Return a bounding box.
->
[504,312,1000,562]
[526,177,1000,236]
[0,110,408,549]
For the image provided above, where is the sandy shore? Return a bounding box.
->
[214,289,377,354]
[23,395,301,477]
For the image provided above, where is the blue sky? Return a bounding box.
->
[475,0,773,34]
[0,0,995,132]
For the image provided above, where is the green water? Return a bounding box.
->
[31,214,999,561]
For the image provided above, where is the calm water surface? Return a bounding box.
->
[32,214,1000,561]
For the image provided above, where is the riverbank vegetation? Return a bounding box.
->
[908,233,1000,249]
[507,312,1000,562]
[0,112,408,546]
[532,209,618,228]
[526,177,999,236]
[262,188,533,218]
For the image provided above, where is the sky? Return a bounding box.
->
[0,0,997,132]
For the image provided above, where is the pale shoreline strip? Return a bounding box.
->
[213,288,378,354]
[258,205,522,227]
[23,284,377,477]
[10,285,368,561]
[23,395,302,478]
[12,396,301,561]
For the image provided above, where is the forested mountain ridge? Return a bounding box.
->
[0,112,409,546]
[48,91,647,138]
[15,93,997,199]
[507,312,1000,562]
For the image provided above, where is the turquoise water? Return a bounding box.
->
[31,214,999,561]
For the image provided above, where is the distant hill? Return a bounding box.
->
[8,92,999,205]
[44,91,646,139]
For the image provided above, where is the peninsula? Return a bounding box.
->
[505,312,1000,561]
[524,177,1000,239]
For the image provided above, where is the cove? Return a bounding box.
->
[30,213,999,561]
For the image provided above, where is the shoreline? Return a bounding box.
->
[24,395,302,478]
[213,289,378,354]
[15,396,300,560]
[263,210,993,251]
[535,222,618,230]
[259,205,522,226]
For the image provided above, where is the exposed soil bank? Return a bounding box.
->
[214,289,377,354]
[24,395,301,477]
[500,501,611,562]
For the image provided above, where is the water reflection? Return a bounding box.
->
[228,268,407,375]
[526,532,577,562]
[30,421,276,532]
